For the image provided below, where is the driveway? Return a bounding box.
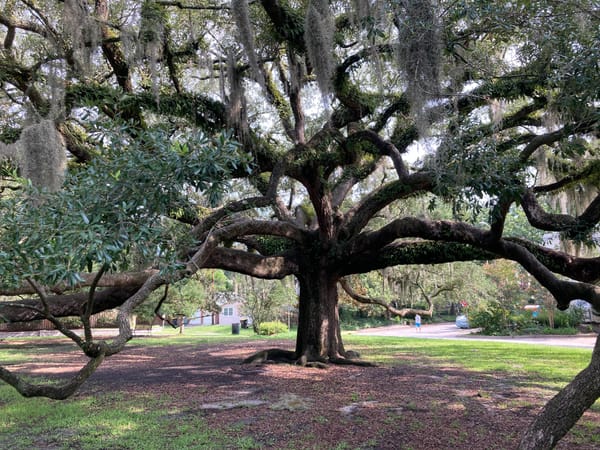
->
[352,322,598,349]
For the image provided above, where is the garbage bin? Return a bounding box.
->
[232,323,240,335]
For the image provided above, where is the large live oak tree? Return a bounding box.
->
[0,0,599,447]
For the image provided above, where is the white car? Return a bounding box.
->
[455,315,470,329]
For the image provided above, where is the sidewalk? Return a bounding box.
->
[353,323,598,349]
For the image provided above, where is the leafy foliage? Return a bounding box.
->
[0,126,247,288]
[256,320,289,335]
[240,278,296,334]
[469,300,516,335]
[470,300,584,336]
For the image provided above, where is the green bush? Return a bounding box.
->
[339,304,396,330]
[536,308,583,329]
[471,300,584,335]
[256,321,288,335]
[59,316,83,329]
[509,313,535,331]
[95,315,119,328]
[469,301,511,335]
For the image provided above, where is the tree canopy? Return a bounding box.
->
[0,0,599,447]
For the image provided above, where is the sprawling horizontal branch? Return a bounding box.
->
[156,1,229,11]
[204,247,298,279]
[507,237,600,284]
[341,173,434,238]
[0,286,141,323]
[0,218,305,324]
[518,127,573,163]
[339,277,433,318]
[0,13,49,38]
[340,241,497,275]
[344,217,600,310]
[521,189,600,236]
[201,218,307,244]
[0,270,157,296]
[64,85,228,132]
[191,163,292,234]
[533,161,600,194]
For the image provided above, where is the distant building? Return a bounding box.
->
[188,292,250,326]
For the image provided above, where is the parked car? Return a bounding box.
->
[455,314,470,329]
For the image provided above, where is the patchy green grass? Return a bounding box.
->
[1,329,597,449]
[0,387,259,450]
[0,340,79,364]
[344,335,592,385]
[133,324,296,346]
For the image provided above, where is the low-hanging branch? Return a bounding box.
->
[0,222,227,399]
[0,285,142,323]
[0,275,111,400]
[339,277,433,317]
[0,353,106,400]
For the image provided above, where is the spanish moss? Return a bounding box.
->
[231,0,263,86]
[304,0,335,98]
[394,0,441,121]
[63,0,100,74]
[0,121,66,192]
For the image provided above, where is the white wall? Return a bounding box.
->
[188,311,215,326]
[218,303,240,325]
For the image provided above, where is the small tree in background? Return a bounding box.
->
[239,277,296,333]
[151,270,232,324]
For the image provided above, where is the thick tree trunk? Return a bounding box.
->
[519,333,600,449]
[295,268,346,361]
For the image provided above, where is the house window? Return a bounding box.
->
[223,307,234,316]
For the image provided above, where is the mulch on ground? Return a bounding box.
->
[5,337,600,449]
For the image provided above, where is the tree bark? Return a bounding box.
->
[519,333,600,449]
[0,353,105,399]
[295,267,346,362]
[0,286,141,322]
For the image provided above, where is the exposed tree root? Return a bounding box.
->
[242,348,375,368]
[328,357,375,367]
[242,348,297,364]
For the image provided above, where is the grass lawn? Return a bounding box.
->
[0,327,595,449]
[344,335,593,386]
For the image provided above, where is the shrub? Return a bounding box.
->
[510,313,535,331]
[339,304,395,330]
[257,321,288,335]
[59,316,83,329]
[472,301,584,335]
[536,308,583,329]
[95,315,119,328]
[469,300,511,335]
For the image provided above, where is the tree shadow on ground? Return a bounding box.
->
[4,338,600,449]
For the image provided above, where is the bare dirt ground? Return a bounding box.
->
[5,337,600,449]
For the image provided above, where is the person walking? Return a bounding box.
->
[415,314,421,332]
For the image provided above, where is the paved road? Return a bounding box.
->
[2,323,597,349]
[353,322,598,349]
